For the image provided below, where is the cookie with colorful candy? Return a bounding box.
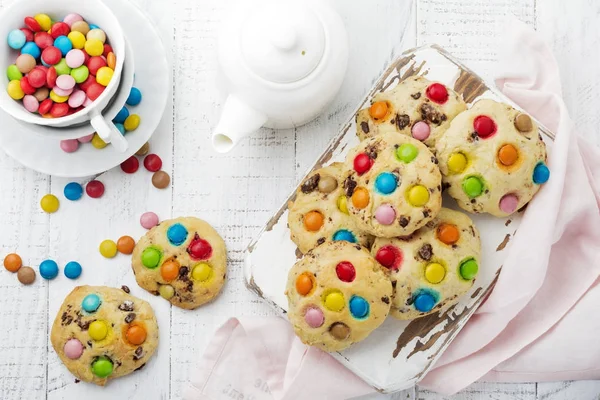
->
[342,132,443,238]
[435,99,550,217]
[287,163,373,254]
[355,76,467,147]
[371,208,481,320]
[50,285,159,385]
[285,241,392,352]
[131,217,227,310]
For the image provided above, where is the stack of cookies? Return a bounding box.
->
[286,76,550,352]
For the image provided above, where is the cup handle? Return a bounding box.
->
[90,111,128,152]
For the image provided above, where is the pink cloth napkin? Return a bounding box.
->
[184,21,600,399]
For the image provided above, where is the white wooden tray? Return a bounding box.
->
[243,44,554,393]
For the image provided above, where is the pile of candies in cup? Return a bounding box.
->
[6,13,116,118]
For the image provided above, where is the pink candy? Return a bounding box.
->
[140,212,159,229]
[63,338,83,359]
[304,307,324,328]
[53,86,73,97]
[77,134,94,143]
[60,139,79,153]
[65,49,85,68]
[63,13,83,27]
[22,95,39,112]
[68,90,86,108]
[499,194,519,214]
[56,75,76,90]
[411,121,431,141]
[374,204,396,225]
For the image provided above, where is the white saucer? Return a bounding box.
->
[0,0,170,177]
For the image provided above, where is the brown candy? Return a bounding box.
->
[17,266,36,285]
[135,142,150,156]
[152,171,170,189]
[514,113,532,132]
[317,175,337,194]
[329,322,350,340]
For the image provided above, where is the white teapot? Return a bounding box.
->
[213,0,349,153]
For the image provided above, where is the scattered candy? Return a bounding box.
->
[64,261,82,279]
[91,134,107,149]
[17,266,36,284]
[324,290,344,312]
[295,273,313,295]
[40,194,59,213]
[191,263,212,282]
[135,142,150,156]
[349,296,369,318]
[335,261,355,283]
[369,101,388,120]
[462,176,484,198]
[143,154,162,172]
[332,229,356,243]
[63,182,83,201]
[113,106,129,124]
[120,156,139,174]
[303,210,323,232]
[126,87,142,106]
[140,212,159,229]
[329,322,350,340]
[459,259,478,280]
[374,204,395,225]
[533,163,550,184]
[99,240,117,258]
[473,115,496,138]
[425,262,446,284]
[115,123,125,135]
[4,253,22,272]
[396,143,418,163]
[77,133,93,143]
[88,320,108,341]
[304,307,324,328]
[39,259,59,280]
[117,236,135,254]
[81,293,101,312]
[448,152,467,174]
[374,172,397,195]
[91,356,113,378]
[124,114,140,131]
[86,180,105,198]
[152,171,170,189]
[426,83,448,104]
[499,193,519,214]
[63,338,83,360]
[126,325,147,345]
[60,139,79,153]
[406,185,429,207]
[437,223,460,245]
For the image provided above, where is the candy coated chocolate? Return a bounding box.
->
[353,153,372,175]
[167,223,188,246]
[374,172,397,195]
[324,291,344,312]
[332,229,356,243]
[120,156,139,174]
[140,212,159,229]
[143,154,163,172]
[82,294,101,313]
[424,262,445,284]
[86,180,105,198]
[335,261,355,283]
[499,193,519,214]
[533,163,550,184]
[459,259,478,280]
[406,185,429,207]
[136,142,150,156]
[91,356,113,378]
[64,261,82,279]
[60,139,78,153]
[126,87,142,106]
[4,253,22,272]
[17,266,36,285]
[414,292,436,312]
[141,247,161,269]
[375,245,401,270]
[374,204,396,225]
[63,338,83,359]
[462,176,484,198]
[39,259,59,280]
[329,322,350,340]
[473,115,497,138]
[99,240,117,258]
[187,235,212,259]
[349,296,369,319]
[159,284,175,299]
[40,194,59,213]
[304,307,324,328]
[317,175,337,193]
[514,113,533,132]
[396,143,418,163]
[191,263,212,282]
[152,171,170,189]
[425,83,448,104]
[411,121,430,141]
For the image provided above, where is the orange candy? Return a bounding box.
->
[498,144,518,166]
[107,52,116,70]
[351,188,370,209]
[295,273,313,296]
[160,259,180,282]
[303,211,324,232]
[126,325,147,345]
[117,236,136,255]
[3,253,22,272]
[369,101,388,120]
[437,223,460,245]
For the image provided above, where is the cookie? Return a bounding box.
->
[131,217,227,310]
[435,99,549,217]
[288,163,373,254]
[356,76,467,147]
[50,286,159,385]
[371,208,481,320]
[342,132,443,238]
[285,241,392,352]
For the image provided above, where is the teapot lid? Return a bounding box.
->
[240,1,325,84]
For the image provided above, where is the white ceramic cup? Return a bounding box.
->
[0,0,128,151]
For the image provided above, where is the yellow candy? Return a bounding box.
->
[91,134,107,149]
[34,14,52,31]
[87,28,106,43]
[40,194,59,213]
[85,39,104,57]
[99,240,117,258]
[88,320,108,341]
[425,263,446,284]
[67,31,86,49]
[124,114,140,131]
[96,67,114,87]
[448,153,467,174]
[324,291,345,312]
[7,80,24,100]
[192,263,212,282]
[336,195,348,214]
[49,90,69,103]
[407,185,430,207]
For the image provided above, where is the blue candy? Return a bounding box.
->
[332,229,356,243]
[126,87,142,106]
[113,107,129,124]
[349,296,369,319]
[375,172,398,195]
[64,182,83,201]
[64,261,82,279]
[21,42,41,59]
[39,259,59,280]
[167,223,188,246]
[81,294,101,313]
[54,36,72,56]
[89,24,100,30]
[115,123,125,135]
[533,163,550,184]
[7,29,26,50]
[413,292,437,312]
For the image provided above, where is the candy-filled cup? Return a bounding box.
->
[0,0,128,151]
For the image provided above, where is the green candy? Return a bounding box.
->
[460,259,478,280]
[71,65,89,84]
[6,65,22,81]
[54,59,72,76]
[141,246,162,269]
[91,356,113,378]
[462,176,484,198]
[396,143,418,163]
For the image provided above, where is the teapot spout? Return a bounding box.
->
[212,95,268,153]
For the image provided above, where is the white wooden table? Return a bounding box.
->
[1,0,599,399]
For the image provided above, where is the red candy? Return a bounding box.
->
[87,56,107,75]
[103,44,113,57]
[473,115,497,139]
[426,83,449,104]
[50,103,69,118]
[20,28,34,42]
[46,66,57,88]
[24,17,41,32]
[20,77,36,95]
[28,68,47,88]
[375,245,402,270]
[79,75,95,92]
[335,261,356,283]
[38,99,53,115]
[50,22,70,39]
[120,156,140,174]
[86,83,105,101]
[187,234,212,260]
[353,153,373,175]
[41,46,61,65]
[34,32,54,49]
[143,154,162,172]
[86,180,105,198]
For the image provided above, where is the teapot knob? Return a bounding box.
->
[270,25,297,51]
